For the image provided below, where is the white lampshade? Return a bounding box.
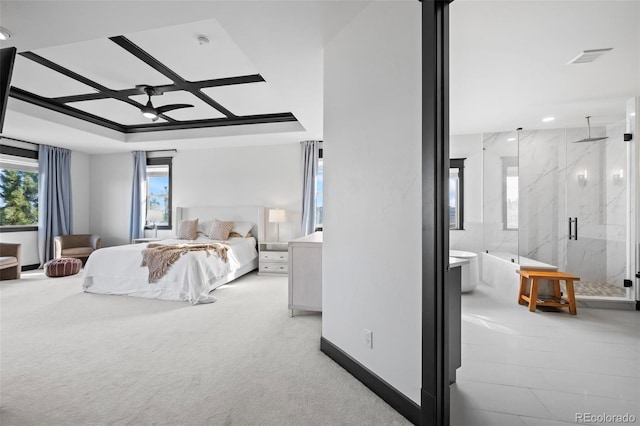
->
[147,209,164,223]
[268,209,285,223]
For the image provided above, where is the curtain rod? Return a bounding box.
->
[131,149,178,153]
[0,135,39,147]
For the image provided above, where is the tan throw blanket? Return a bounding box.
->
[141,243,229,283]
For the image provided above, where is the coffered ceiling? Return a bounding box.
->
[10,27,296,133]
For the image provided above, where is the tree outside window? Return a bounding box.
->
[449,158,465,230]
[146,158,171,229]
[0,150,39,229]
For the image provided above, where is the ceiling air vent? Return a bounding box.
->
[568,48,613,64]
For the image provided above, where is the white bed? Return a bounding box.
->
[82,206,264,304]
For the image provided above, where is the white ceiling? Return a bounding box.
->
[450,0,640,134]
[1,1,639,154]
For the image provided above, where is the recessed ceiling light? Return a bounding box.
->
[631,112,636,117]
[0,27,11,41]
[542,117,555,122]
[507,137,516,142]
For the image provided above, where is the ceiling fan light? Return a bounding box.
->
[142,111,157,119]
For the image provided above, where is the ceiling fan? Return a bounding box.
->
[138,86,193,121]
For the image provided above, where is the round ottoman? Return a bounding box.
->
[45,258,82,277]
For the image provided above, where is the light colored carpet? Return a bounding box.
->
[1,270,410,426]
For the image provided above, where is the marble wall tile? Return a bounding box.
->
[518,128,565,267]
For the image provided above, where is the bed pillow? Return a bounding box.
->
[177,218,199,240]
[197,220,213,236]
[231,221,255,238]
[229,231,253,238]
[209,219,235,240]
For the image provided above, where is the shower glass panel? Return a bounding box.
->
[518,128,566,269]
[483,131,518,256]
[565,121,632,298]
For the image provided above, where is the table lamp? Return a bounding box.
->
[268,208,286,241]
[147,209,164,237]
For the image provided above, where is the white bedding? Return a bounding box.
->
[82,237,257,304]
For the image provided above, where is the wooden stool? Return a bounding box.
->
[516,269,578,315]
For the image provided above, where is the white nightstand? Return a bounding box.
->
[258,241,289,276]
[132,238,162,244]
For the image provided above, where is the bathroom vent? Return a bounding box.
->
[568,48,613,64]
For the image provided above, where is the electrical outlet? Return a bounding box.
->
[364,329,373,349]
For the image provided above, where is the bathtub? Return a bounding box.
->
[481,252,557,299]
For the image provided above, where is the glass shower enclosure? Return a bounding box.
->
[483,114,636,301]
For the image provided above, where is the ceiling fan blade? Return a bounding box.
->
[156,104,194,115]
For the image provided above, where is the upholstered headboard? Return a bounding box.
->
[175,206,264,242]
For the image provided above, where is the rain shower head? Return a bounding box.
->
[573,116,608,143]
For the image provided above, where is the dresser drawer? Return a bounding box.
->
[259,262,289,274]
[260,251,289,262]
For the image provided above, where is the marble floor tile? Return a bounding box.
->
[450,407,526,426]
[451,381,552,419]
[531,389,640,424]
[453,283,640,425]
[457,359,639,401]
[519,416,579,426]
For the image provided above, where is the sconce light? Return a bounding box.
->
[613,169,624,185]
[578,170,588,186]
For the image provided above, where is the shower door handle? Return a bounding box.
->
[568,217,578,240]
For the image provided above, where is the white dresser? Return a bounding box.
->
[288,231,322,316]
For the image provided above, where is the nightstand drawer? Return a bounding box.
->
[259,262,289,274]
[260,251,289,262]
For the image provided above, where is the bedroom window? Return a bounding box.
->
[315,149,323,230]
[146,157,172,229]
[449,158,465,230]
[0,146,39,232]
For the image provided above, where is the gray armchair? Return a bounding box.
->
[0,242,22,280]
[54,234,101,264]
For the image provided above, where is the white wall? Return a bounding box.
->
[1,148,90,266]
[72,150,91,234]
[1,231,38,267]
[323,2,422,403]
[89,152,132,247]
[89,143,303,245]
